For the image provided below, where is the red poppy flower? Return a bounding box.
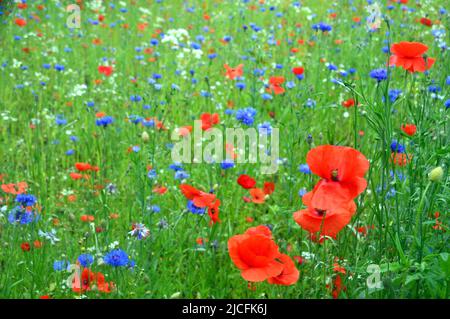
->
[200,113,220,131]
[292,67,304,76]
[177,126,193,137]
[267,254,299,286]
[75,162,92,172]
[419,17,432,27]
[21,242,31,252]
[228,226,298,285]
[389,42,435,73]
[179,184,216,208]
[237,174,256,189]
[96,272,114,293]
[224,64,244,80]
[1,181,28,194]
[401,124,417,136]
[390,152,412,166]
[293,256,304,265]
[331,274,345,299]
[72,268,95,293]
[249,188,266,204]
[228,226,284,282]
[305,145,369,208]
[81,215,95,222]
[207,199,221,225]
[333,263,347,274]
[267,76,285,95]
[263,182,275,195]
[98,65,113,77]
[69,172,83,180]
[245,225,273,238]
[153,185,168,194]
[342,98,355,108]
[15,18,27,27]
[293,195,356,238]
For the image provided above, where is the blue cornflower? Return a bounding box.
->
[169,163,184,171]
[147,169,157,179]
[253,68,265,76]
[130,95,142,102]
[55,115,67,126]
[128,115,143,124]
[298,188,307,197]
[220,160,235,170]
[388,89,402,102]
[129,223,150,240]
[390,140,405,153]
[175,170,189,180]
[444,99,450,109]
[53,260,70,271]
[77,254,94,267]
[286,81,295,89]
[54,64,65,71]
[142,119,155,127]
[389,170,406,182]
[66,149,75,156]
[428,85,441,93]
[261,93,273,100]
[369,69,387,82]
[305,98,316,108]
[236,82,246,90]
[298,164,311,174]
[327,64,338,71]
[151,205,161,213]
[258,122,272,135]
[236,107,257,125]
[132,146,140,153]
[187,200,206,215]
[16,194,37,207]
[104,249,129,267]
[8,206,36,225]
[312,22,332,32]
[191,42,201,50]
[95,116,114,127]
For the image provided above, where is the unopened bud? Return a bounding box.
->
[142,131,150,142]
[428,166,443,182]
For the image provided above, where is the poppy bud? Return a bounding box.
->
[142,131,150,142]
[428,166,443,182]
[21,242,31,252]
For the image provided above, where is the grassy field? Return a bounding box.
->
[0,0,449,299]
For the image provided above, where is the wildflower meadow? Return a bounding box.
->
[0,0,449,300]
